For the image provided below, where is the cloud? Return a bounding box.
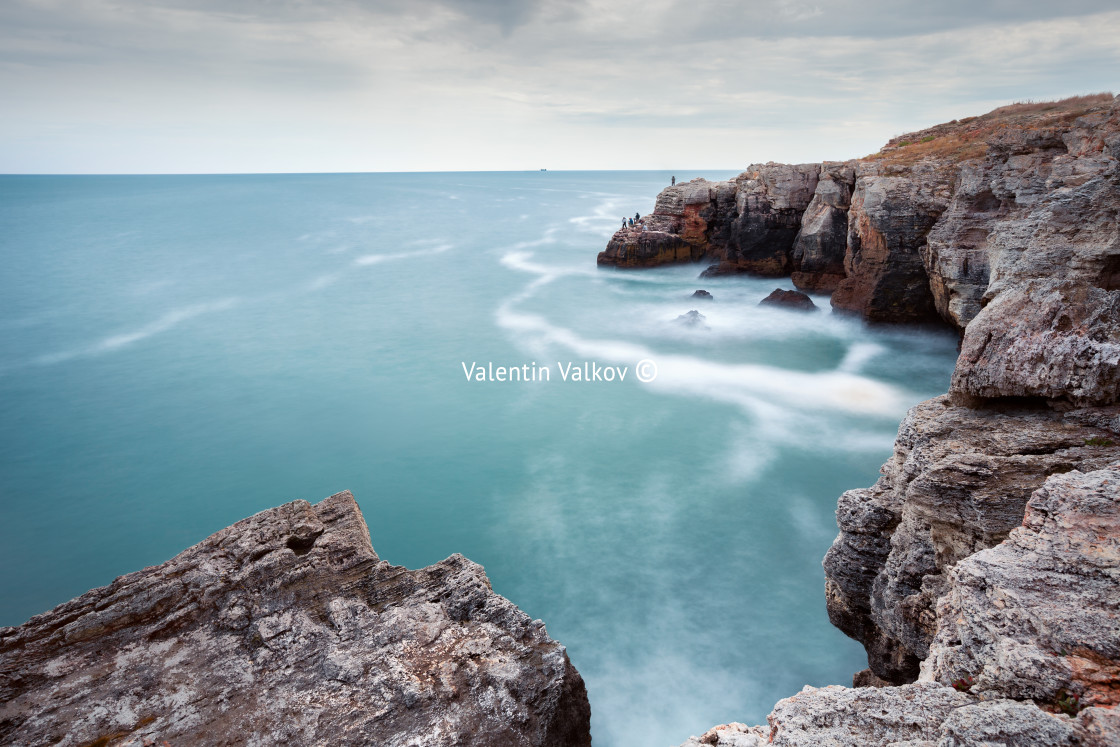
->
[0,0,1117,172]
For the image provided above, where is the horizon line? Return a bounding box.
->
[0,167,747,177]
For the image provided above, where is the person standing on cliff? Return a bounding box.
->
[671,175,676,185]
[634,212,640,221]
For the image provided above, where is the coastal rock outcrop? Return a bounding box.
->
[790,161,856,293]
[702,163,820,277]
[599,94,1120,336]
[923,463,1120,708]
[0,492,591,747]
[823,397,1120,683]
[828,162,949,323]
[678,682,1120,747]
[671,94,1120,747]
[596,164,820,278]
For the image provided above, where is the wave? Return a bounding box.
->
[353,242,453,266]
[29,297,241,367]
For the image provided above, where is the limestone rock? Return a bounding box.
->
[763,683,972,746]
[792,161,856,293]
[705,163,820,277]
[823,396,1120,683]
[0,492,591,747]
[759,288,816,311]
[676,684,1093,747]
[677,722,768,747]
[935,700,1075,746]
[597,178,738,268]
[830,162,949,323]
[922,464,1120,709]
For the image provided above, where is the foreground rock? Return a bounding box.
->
[924,463,1120,708]
[823,397,1120,683]
[759,288,816,311]
[670,95,1120,747]
[0,492,591,747]
[677,683,1119,747]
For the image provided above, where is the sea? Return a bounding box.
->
[0,171,959,746]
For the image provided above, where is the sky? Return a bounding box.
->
[1,0,1118,173]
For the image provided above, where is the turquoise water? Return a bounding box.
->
[0,172,958,746]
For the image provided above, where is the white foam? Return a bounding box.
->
[353,242,453,266]
[32,297,241,366]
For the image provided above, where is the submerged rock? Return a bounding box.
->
[675,309,709,328]
[691,289,714,300]
[759,288,816,311]
[0,492,591,747]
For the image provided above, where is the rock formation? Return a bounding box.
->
[0,492,591,747]
[670,93,1120,747]
[678,684,1119,746]
[675,309,709,328]
[599,94,1120,334]
[759,288,816,311]
[691,289,714,300]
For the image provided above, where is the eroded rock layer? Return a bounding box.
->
[672,94,1120,747]
[0,492,591,747]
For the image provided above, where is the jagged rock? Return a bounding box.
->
[675,310,708,328]
[598,165,820,277]
[677,722,768,747]
[829,161,949,323]
[823,396,1120,683]
[691,289,714,300]
[600,95,1120,336]
[759,288,816,311]
[792,161,856,293]
[704,163,820,277]
[597,225,698,268]
[672,95,1120,747]
[922,464,1120,708]
[852,668,892,688]
[0,492,591,747]
[936,700,1075,746]
[676,684,1098,747]
[597,178,738,268]
[1075,706,1120,747]
[760,683,973,746]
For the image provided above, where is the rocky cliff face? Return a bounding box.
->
[0,492,591,747]
[599,94,1120,336]
[671,94,1120,747]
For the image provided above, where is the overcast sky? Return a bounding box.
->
[2,0,1118,173]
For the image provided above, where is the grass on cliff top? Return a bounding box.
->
[865,92,1115,167]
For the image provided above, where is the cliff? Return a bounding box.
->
[599,93,1120,330]
[660,94,1120,746]
[0,492,592,746]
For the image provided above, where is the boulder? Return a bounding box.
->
[0,492,591,747]
[759,288,816,311]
